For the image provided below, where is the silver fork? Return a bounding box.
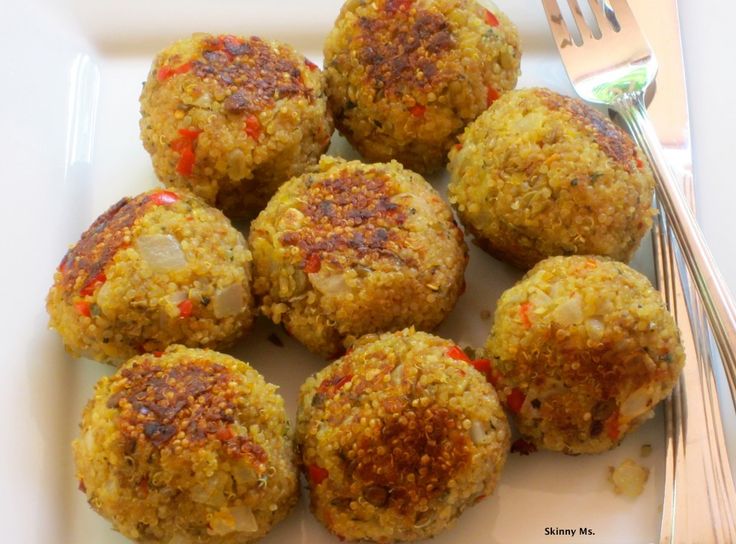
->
[541,0,736,400]
[542,0,736,542]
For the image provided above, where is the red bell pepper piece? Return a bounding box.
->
[485,9,500,27]
[409,104,426,118]
[308,464,329,485]
[74,301,91,317]
[149,190,181,206]
[507,387,526,413]
[178,299,193,318]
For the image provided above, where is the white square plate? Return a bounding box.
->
[1,1,669,542]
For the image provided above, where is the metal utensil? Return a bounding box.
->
[542,1,736,541]
[541,0,736,402]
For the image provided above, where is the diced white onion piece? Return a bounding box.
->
[391,364,404,386]
[526,189,551,214]
[552,294,583,327]
[585,318,606,339]
[470,421,486,445]
[103,477,118,496]
[278,207,305,231]
[308,272,349,297]
[227,149,247,179]
[96,280,113,310]
[528,289,552,309]
[214,284,244,318]
[208,515,234,536]
[292,270,308,294]
[190,472,228,507]
[168,290,187,305]
[232,464,257,485]
[613,338,635,352]
[83,430,94,452]
[619,387,652,419]
[642,352,657,372]
[136,234,186,272]
[515,111,545,133]
[231,505,258,533]
[549,282,563,298]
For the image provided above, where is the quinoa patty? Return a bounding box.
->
[485,256,685,454]
[296,329,509,542]
[249,156,468,358]
[47,188,254,364]
[140,33,333,217]
[73,346,298,543]
[448,87,655,269]
[324,0,520,174]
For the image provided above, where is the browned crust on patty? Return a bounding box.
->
[352,403,470,514]
[279,168,409,270]
[356,1,455,97]
[535,88,637,171]
[313,356,472,516]
[164,35,313,114]
[58,194,151,296]
[109,355,268,463]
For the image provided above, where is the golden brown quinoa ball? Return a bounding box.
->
[249,156,468,358]
[46,188,254,364]
[140,33,334,217]
[296,328,510,542]
[448,87,656,269]
[73,346,298,543]
[485,256,685,454]
[323,0,520,174]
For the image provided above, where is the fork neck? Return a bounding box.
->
[611,90,648,121]
[613,89,736,405]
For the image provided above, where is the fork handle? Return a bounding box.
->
[615,92,736,404]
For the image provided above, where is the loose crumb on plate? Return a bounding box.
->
[608,459,650,498]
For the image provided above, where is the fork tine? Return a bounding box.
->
[566,0,594,41]
[541,0,575,50]
[586,0,611,34]
[607,0,641,31]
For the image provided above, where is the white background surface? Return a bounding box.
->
[677,2,736,288]
[0,1,733,543]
